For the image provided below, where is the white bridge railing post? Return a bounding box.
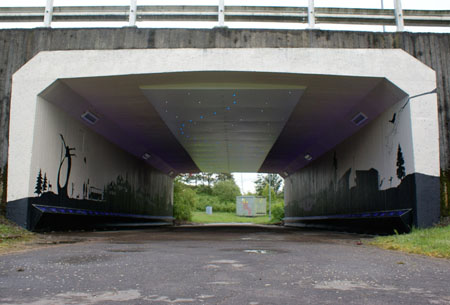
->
[43,0,54,28]
[394,0,404,31]
[308,0,315,29]
[0,3,446,30]
[218,0,225,27]
[129,0,138,26]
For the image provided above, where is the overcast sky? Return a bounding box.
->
[2,0,448,193]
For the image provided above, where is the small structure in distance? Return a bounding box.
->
[236,196,266,217]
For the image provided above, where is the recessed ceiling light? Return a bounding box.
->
[304,153,313,161]
[142,153,151,160]
[351,112,368,126]
[81,111,99,125]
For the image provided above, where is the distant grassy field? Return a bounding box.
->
[192,211,275,224]
[0,216,34,254]
[370,225,450,259]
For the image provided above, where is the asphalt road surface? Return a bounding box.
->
[1,225,449,305]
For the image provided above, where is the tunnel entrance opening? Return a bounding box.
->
[6,48,440,232]
[174,172,283,226]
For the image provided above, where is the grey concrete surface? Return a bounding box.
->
[0,225,449,305]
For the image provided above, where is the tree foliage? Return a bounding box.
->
[212,180,241,202]
[271,203,285,222]
[177,172,235,188]
[173,181,197,221]
[262,184,276,201]
[255,174,283,196]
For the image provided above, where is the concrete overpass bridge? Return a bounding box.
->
[1,3,449,232]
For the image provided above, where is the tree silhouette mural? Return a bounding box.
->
[396,144,406,180]
[43,173,48,192]
[57,134,76,199]
[35,169,43,196]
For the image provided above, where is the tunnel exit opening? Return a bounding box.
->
[6,48,440,232]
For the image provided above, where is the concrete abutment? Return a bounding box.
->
[0,28,448,230]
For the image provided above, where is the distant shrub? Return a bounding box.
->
[194,193,236,213]
[173,182,197,221]
[272,203,285,222]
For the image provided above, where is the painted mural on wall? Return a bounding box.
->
[285,144,414,218]
[32,134,171,216]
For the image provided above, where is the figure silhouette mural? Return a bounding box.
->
[57,134,76,200]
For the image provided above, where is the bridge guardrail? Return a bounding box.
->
[0,1,449,31]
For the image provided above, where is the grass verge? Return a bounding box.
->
[369,224,450,259]
[192,211,277,224]
[0,216,35,254]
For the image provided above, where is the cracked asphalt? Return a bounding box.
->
[1,225,449,305]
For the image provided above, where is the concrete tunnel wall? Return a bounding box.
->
[0,28,448,229]
[284,98,440,228]
[5,46,439,230]
[7,95,173,230]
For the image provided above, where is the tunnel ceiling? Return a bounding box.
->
[142,88,303,172]
[39,72,407,175]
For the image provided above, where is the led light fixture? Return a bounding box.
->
[304,153,313,161]
[351,112,368,126]
[81,111,99,125]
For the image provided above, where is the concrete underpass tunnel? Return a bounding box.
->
[6,48,440,232]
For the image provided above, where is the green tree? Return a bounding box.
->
[177,173,193,184]
[202,172,215,187]
[216,173,233,182]
[191,173,203,186]
[255,174,283,196]
[262,184,276,200]
[212,180,241,202]
[173,181,197,221]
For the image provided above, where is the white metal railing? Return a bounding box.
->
[0,0,449,31]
